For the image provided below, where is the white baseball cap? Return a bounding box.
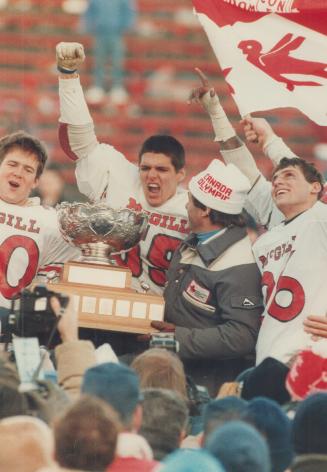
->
[188,159,251,214]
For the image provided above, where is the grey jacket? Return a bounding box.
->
[164,226,263,393]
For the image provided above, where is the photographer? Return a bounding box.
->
[0,291,97,423]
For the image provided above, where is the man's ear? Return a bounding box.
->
[32,177,39,190]
[311,181,322,196]
[132,403,143,433]
[177,168,186,183]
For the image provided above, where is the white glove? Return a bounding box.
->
[56,42,85,72]
[201,90,235,142]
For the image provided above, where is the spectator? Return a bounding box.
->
[291,393,327,472]
[35,164,65,206]
[131,348,187,399]
[81,362,159,472]
[131,348,209,436]
[53,395,120,471]
[202,397,248,444]
[82,362,143,431]
[0,130,80,309]
[0,416,54,472]
[242,397,294,472]
[139,388,189,460]
[161,449,225,472]
[152,159,263,395]
[205,420,271,472]
[239,357,291,405]
[81,0,137,105]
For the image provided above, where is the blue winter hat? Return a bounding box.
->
[82,362,142,425]
[203,396,248,437]
[242,397,293,472]
[293,392,327,455]
[206,420,271,472]
[161,449,225,472]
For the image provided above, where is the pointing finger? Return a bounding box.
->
[194,67,209,87]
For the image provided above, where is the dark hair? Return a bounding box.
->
[191,195,246,227]
[0,130,48,179]
[140,388,189,461]
[54,395,121,471]
[138,135,185,171]
[273,157,324,199]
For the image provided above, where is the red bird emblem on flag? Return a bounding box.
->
[238,33,327,91]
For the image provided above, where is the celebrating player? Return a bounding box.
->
[56,42,191,295]
[190,70,327,354]
[0,131,80,308]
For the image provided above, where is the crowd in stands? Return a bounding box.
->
[0,2,326,471]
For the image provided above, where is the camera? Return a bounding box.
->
[149,333,179,352]
[3,285,69,343]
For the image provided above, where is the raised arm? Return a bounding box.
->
[56,42,133,203]
[242,115,299,165]
[188,68,261,187]
[56,42,98,162]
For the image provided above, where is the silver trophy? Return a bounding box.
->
[57,202,148,264]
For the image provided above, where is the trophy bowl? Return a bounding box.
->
[57,202,148,263]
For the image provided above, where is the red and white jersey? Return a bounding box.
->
[58,77,189,295]
[75,144,189,294]
[0,198,80,308]
[253,201,327,364]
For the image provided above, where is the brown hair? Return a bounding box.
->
[54,395,121,471]
[131,348,187,399]
[0,130,48,178]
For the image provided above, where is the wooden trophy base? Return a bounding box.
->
[48,260,164,334]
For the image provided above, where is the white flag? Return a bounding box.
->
[193,0,327,125]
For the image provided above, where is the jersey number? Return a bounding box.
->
[113,234,181,287]
[0,235,39,300]
[262,270,305,322]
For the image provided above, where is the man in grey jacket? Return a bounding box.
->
[151,159,263,396]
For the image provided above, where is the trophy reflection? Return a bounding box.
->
[49,202,164,334]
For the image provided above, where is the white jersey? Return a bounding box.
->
[75,143,189,294]
[246,175,283,229]
[59,78,189,295]
[253,201,327,364]
[0,198,80,308]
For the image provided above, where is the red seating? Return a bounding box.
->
[0,0,323,201]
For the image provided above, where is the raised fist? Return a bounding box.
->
[56,42,85,72]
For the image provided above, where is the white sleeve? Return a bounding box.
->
[220,143,261,186]
[245,175,283,228]
[58,77,98,161]
[76,143,138,202]
[59,77,93,125]
[263,136,299,166]
[58,77,137,202]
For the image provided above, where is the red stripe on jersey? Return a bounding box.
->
[58,123,79,161]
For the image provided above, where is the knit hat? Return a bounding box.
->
[188,159,250,214]
[161,449,225,472]
[203,396,248,437]
[82,362,143,425]
[206,420,271,472]
[286,340,327,401]
[292,392,327,454]
[242,397,293,472]
[241,357,291,405]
